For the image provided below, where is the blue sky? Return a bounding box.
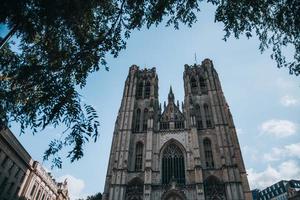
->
[2,3,300,199]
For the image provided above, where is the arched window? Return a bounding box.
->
[162,144,185,185]
[126,178,143,200]
[190,77,197,94]
[136,82,143,98]
[195,104,203,130]
[142,108,148,131]
[204,176,226,200]
[144,81,151,98]
[204,104,213,128]
[203,138,214,168]
[199,77,207,94]
[134,109,141,132]
[135,142,143,171]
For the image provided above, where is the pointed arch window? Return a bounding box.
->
[126,178,143,200]
[204,176,226,200]
[190,77,197,94]
[144,81,151,98]
[136,82,143,98]
[162,144,185,185]
[135,142,143,171]
[195,104,203,130]
[142,108,148,131]
[203,138,214,168]
[199,77,207,94]
[204,104,213,128]
[134,109,141,132]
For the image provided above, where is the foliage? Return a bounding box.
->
[76,192,102,200]
[87,193,102,200]
[0,0,299,167]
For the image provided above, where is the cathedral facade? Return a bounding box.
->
[103,59,252,200]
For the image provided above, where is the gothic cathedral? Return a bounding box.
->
[103,59,252,200]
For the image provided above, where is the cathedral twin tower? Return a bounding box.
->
[103,59,252,200]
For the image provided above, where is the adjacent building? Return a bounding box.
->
[103,59,252,200]
[252,180,300,200]
[0,128,33,200]
[0,128,70,200]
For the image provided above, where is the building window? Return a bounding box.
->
[144,81,151,98]
[30,184,37,196]
[135,143,143,171]
[142,108,148,132]
[204,176,226,200]
[199,76,207,94]
[160,122,170,130]
[175,121,184,129]
[1,155,9,168]
[162,144,185,185]
[7,182,14,195]
[190,77,197,94]
[204,138,214,168]
[15,168,20,178]
[134,109,141,132]
[136,82,143,98]
[204,104,213,128]
[0,177,8,195]
[36,189,41,200]
[195,104,203,130]
[125,178,143,200]
[8,162,15,174]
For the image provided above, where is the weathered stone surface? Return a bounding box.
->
[103,60,252,200]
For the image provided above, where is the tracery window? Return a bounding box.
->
[160,122,170,130]
[135,142,143,171]
[199,77,207,94]
[162,144,185,185]
[175,121,184,129]
[204,176,226,200]
[134,109,141,132]
[126,178,143,200]
[144,81,151,98]
[204,104,213,128]
[203,138,214,168]
[190,77,197,94]
[142,108,148,131]
[195,104,203,130]
[136,82,143,98]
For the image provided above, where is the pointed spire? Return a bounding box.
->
[168,86,174,103]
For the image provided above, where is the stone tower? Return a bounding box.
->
[102,59,252,200]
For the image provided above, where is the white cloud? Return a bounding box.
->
[263,143,300,161]
[248,160,300,189]
[280,95,299,107]
[58,174,85,200]
[260,119,297,137]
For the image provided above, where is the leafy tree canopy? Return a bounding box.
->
[76,192,102,200]
[0,0,299,167]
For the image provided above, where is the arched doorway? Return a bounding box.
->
[162,189,186,200]
[125,178,143,200]
[165,195,183,200]
[204,176,227,200]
